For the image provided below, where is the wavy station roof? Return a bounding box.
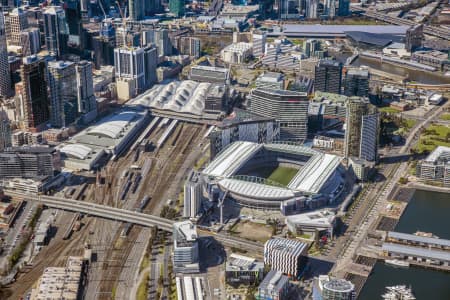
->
[128,80,212,117]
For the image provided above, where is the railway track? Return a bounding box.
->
[5,214,93,299]
[6,121,209,300]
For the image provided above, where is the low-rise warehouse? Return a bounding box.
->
[286,210,336,238]
[382,243,450,266]
[60,107,149,170]
[31,256,85,300]
[225,253,264,286]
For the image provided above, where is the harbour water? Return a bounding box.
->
[353,57,450,85]
[359,190,450,299]
[333,52,450,84]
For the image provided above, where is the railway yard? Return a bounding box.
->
[1,118,210,300]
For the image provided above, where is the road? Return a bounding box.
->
[332,100,450,275]
[5,191,174,231]
[359,7,450,40]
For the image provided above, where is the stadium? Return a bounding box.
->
[202,141,345,210]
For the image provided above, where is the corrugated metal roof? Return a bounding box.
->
[388,232,450,247]
[282,24,408,35]
[382,243,450,261]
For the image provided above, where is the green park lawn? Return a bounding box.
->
[440,113,450,121]
[379,106,402,114]
[415,124,450,153]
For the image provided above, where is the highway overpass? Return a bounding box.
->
[6,191,266,253]
[7,192,175,231]
[361,10,450,40]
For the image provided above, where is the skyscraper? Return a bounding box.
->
[178,36,201,58]
[75,61,96,118]
[344,98,379,162]
[344,68,369,97]
[145,0,161,15]
[129,0,145,21]
[405,24,423,52]
[6,7,29,46]
[304,39,321,58]
[183,172,203,219]
[249,88,309,141]
[17,56,50,132]
[92,19,115,68]
[47,61,78,128]
[0,11,11,98]
[252,32,266,58]
[173,221,200,273]
[279,0,302,19]
[305,0,318,19]
[324,0,336,18]
[314,60,342,94]
[20,28,41,56]
[65,0,86,54]
[337,0,350,16]
[43,6,69,57]
[114,45,158,95]
[154,28,172,56]
[169,0,185,17]
[0,113,11,151]
[115,27,141,48]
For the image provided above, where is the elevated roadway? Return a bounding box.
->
[6,191,266,253]
[360,9,450,40]
[6,192,175,231]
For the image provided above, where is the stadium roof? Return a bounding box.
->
[204,141,342,197]
[382,243,450,262]
[265,143,317,157]
[203,142,263,177]
[218,178,295,200]
[288,153,342,193]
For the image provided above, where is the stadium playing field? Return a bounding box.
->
[267,166,298,186]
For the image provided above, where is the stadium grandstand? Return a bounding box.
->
[202,141,345,210]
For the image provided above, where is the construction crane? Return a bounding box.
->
[98,0,107,20]
[218,190,229,225]
[116,0,128,47]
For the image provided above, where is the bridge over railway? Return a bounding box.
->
[5,191,265,253]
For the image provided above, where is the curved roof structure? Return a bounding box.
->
[288,153,342,193]
[60,144,92,160]
[88,110,138,139]
[218,178,295,200]
[203,141,344,207]
[128,80,212,116]
[203,141,263,178]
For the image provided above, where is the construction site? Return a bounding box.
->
[2,117,211,300]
